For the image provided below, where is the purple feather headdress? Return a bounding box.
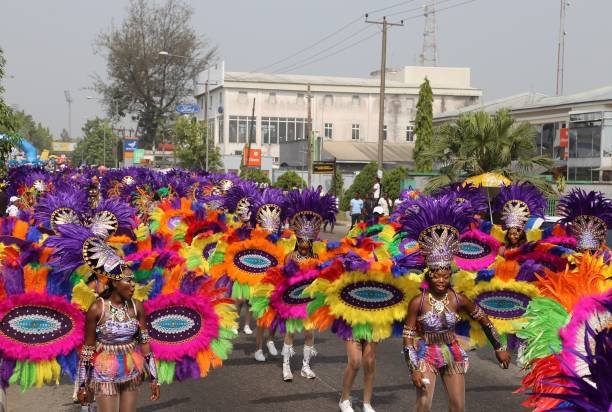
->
[435,183,489,215]
[249,188,286,233]
[399,194,474,269]
[86,198,137,239]
[557,189,612,251]
[286,188,338,240]
[33,187,87,232]
[493,182,547,229]
[224,180,260,222]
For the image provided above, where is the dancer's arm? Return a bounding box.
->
[402,296,425,389]
[76,299,102,405]
[135,300,160,400]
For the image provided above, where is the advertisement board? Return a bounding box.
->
[51,141,75,152]
[243,148,261,167]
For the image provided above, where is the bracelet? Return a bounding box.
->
[80,345,95,362]
[402,325,417,338]
[402,346,419,373]
[138,329,150,344]
[470,305,486,320]
[495,346,507,352]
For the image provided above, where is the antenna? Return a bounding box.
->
[555,0,569,96]
[63,90,73,140]
[419,0,438,66]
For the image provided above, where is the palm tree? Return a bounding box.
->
[422,109,554,194]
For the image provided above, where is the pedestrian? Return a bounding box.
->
[362,193,375,221]
[372,177,381,204]
[323,192,339,233]
[6,196,19,217]
[349,192,363,228]
[377,192,393,216]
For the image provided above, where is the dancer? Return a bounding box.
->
[400,195,511,412]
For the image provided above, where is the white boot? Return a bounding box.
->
[338,399,354,412]
[254,349,266,362]
[281,344,294,382]
[301,345,317,379]
[266,339,278,356]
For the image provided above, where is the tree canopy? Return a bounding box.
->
[94,0,216,148]
[423,109,554,193]
[240,168,270,186]
[172,116,222,171]
[413,78,434,172]
[71,118,115,167]
[340,162,378,210]
[0,47,20,178]
[381,166,407,201]
[330,166,343,197]
[12,110,53,151]
[274,171,305,190]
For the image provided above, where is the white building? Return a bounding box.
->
[195,62,482,173]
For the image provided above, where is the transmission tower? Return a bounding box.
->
[555,0,569,96]
[419,0,438,66]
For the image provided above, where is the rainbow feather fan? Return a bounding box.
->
[455,228,500,271]
[148,197,196,239]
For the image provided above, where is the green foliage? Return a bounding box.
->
[240,168,270,185]
[60,128,71,142]
[340,162,377,211]
[382,166,407,201]
[274,170,305,190]
[0,47,20,178]
[172,116,222,171]
[71,118,115,166]
[422,109,554,194]
[413,78,434,172]
[330,167,343,196]
[12,110,53,151]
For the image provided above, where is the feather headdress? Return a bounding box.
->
[286,188,338,241]
[33,187,87,232]
[557,189,612,251]
[399,194,473,269]
[249,188,287,234]
[224,180,260,222]
[435,183,489,215]
[87,197,137,239]
[493,182,547,230]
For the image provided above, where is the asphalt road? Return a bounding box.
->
[6,222,527,411]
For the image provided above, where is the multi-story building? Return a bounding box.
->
[195,62,482,174]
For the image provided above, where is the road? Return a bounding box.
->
[6,222,527,411]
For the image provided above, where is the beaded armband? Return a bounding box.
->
[144,352,158,383]
[470,305,486,321]
[482,321,503,350]
[402,346,419,372]
[78,345,96,388]
[80,345,95,362]
[138,329,151,344]
[402,325,417,339]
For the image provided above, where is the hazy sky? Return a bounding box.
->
[2,0,611,139]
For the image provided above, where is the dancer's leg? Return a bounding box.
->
[440,373,465,412]
[118,387,139,412]
[341,340,362,402]
[362,342,377,405]
[413,371,437,412]
[96,394,119,412]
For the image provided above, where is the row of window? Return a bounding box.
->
[220,116,415,144]
[236,91,417,108]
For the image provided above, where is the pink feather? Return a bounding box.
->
[269,268,318,321]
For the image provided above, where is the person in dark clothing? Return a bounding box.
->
[0,190,7,217]
[362,193,375,221]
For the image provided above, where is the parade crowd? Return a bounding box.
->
[0,164,609,412]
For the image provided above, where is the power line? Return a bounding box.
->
[396,0,478,20]
[366,0,418,15]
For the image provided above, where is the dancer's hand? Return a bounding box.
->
[150,382,160,401]
[77,387,91,405]
[411,371,426,390]
[496,350,511,369]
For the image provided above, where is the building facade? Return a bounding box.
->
[195,62,482,173]
[433,87,612,183]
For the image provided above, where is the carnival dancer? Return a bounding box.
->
[400,195,511,412]
[493,182,547,257]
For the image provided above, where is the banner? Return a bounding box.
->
[51,141,75,152]
[243,148,261,167]
[124,139,138,152]
[559,128,569,148]
[313,161,335,174]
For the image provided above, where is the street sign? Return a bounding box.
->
[176,103,201,114]
[313,161,335,174]
[124,139,138,152]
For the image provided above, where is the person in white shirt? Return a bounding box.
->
[349,192,364,228]
[372,177,381,203]
[6,196,20,217]
[377,192,393,216]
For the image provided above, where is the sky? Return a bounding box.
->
[2,0,612,140]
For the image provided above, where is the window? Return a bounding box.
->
[352,124,360,140]
[229,116,256,143]
[218,116,224,143]
[324,94,334,106]
[352,95,360,107]
[569,117,602,158]
[568,167,598,182]
[296,119,305,140]
[278,118,287,142]
[268,92,277,104]
[383,125,388,141]
[324,123,333,139]
[262,117,305,143]
[406,124,414,142]
[287,118,296,141]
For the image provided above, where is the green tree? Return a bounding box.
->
[60,128,71,142]
[172,116,222,171]
[340,162,377,211]
[423,109,554,194]
[274,171,305,190]
[240,168,271,186]
[330,166,343,197]
[13,110,53,151]
[382,166,407,201]
[71,118,115,166]
[413,78,434,172]
[94,0,216,148]
[0,47,20,178]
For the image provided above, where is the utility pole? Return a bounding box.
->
[64,90,73,140]
[204,80,210,171]
[365,15,403,177]
[420,0,439,66]
[555,0,569,96]
[306,83,313,188]
[243,98,256,170]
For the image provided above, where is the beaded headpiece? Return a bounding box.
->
[224,180,260,223]
[250,188,286,234]
[399,195,473,269]
[434,183,488,215]
[557,189,612,251]
[286,188,337,241]
[493,182,546,230]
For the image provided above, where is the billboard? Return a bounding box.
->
[133,149,145,163]
[52,141,75,152]
[242,148,261,167]
[313,161,335,174]
[124,138,138,152]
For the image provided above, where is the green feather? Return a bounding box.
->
[516,297,569,365]
[211,339,233,360]
[158,361,176,385]
[9,361,21,386]
[306,292,326,315]
[285,319,304,334]
[208,250,225,266]
[231,282,250,300]
[249,296,270,319]
[134,268,151,282]
[352,323,373,341]
[218,327,237,340]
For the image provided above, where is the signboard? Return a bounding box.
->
[52,141,75,152]
[40,150,49,161]
[176,103,200,114]
[313,161,335,174]
[243,148,261,167]
[124,139,138,152]
[559,127,569,148]
[133,149,145,163]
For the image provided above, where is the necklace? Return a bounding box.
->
[428,292,449,315]
[109,300,129,322]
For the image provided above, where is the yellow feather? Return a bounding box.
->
[71,280,97,311]
[491,224,505,243]
[134,280,154,301]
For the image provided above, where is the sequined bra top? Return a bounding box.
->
[96,299,140,345]
[416,290,461,335]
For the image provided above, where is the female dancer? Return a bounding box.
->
[400,195,511,412]
[77,265,160,412]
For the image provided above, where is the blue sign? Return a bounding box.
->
[124,139,138,152]
[176,103,201,114]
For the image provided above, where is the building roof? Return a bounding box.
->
[322,141,414,164]
[435,86,612,121]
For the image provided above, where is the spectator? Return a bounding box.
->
[349,192,364,228]
[363,193,375,220]
[372,177,381,203]
[6,196,20,217]
[323,191,339,233]
[378,192,393,216]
